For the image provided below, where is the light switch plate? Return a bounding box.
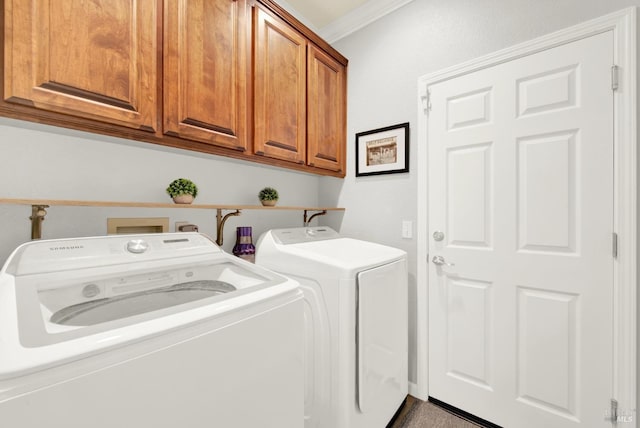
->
[402,220,413,239]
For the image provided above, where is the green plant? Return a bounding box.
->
[258,187,279,201]
[166,178,198,198]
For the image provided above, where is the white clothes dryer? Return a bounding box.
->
[0,233,303,428]
[256,227,408,428]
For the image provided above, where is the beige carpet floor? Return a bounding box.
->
[390,397,482,428]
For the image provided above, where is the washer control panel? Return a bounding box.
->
[6,233,220,276]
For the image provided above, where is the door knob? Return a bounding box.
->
[432,230,445,241]
[432,255,454,266]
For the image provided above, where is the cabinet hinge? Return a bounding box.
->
[611,65,619,91]
[612,232,618,258]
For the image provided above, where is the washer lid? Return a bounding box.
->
[0,233,302,381]
[287,237,406,270]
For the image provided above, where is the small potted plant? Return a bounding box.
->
[167,178,198,204]
[258,187,279,206]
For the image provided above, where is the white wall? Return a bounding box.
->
[322,0,640,390]
[0,117,323,263]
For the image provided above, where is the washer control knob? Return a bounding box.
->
[126,239,149,254]
[82,284,100,298]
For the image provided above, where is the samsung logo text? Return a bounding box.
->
[49,245,84,251]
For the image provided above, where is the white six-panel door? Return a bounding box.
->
[428,31,614,427]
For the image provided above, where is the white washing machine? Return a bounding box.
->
[255,227,408,428]
[0,232,303,428]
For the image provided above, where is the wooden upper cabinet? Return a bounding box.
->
[163,0,249,151]
[253,6,306,164]
[2,0,348,177]
[307,45,346,173]
[3,0,159,131]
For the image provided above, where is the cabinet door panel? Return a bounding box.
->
[253,6,306,164]
[307,45,346,173]
[4,0,158,131]
[163,0,249,151]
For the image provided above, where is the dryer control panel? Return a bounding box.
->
[271,227,340,245]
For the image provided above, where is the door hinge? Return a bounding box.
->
[612,232,618,258]
[609,398,618,423]
[611,65,619,91]
[419,83,431,114]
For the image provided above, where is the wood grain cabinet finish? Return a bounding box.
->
[252,5,347,174]
[3,0,159,131]
[163,0,249,151]
[2,0,347,177]
[307,44,346,173]
[253,6,307,164]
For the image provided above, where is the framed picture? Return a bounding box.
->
[355,122,409,177]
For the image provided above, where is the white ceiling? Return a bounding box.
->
[278,0,415,43]
[284,0,370,29]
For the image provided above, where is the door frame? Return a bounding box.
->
[415,7,637,423]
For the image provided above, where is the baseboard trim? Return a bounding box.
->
[386,395,413,428]
[408,381,427,400]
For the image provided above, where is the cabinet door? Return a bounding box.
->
[253,6,306,164]
[307,45,346,173]
[3,0,158,131]
[163,0,249,151]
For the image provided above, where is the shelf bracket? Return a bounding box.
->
[303,209,327,227]
[216,209,241,246]
[30,204,49,240]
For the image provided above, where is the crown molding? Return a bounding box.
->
[272,0,321,33]
[319,0,415,44]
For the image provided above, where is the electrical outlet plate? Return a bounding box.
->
[175,221,190,232]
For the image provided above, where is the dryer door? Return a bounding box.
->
[357,258,408,415]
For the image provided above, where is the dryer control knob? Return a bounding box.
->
[126,239,149,254]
